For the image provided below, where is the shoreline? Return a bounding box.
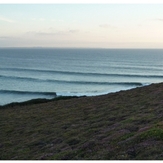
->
[0,84,146,108]
[0,95,80,108]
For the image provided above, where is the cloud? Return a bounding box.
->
[152,18,163,23]
[99,24,116,29]
[26,29,79,37]
[0,36,9,39]
[0,16,15,23]
[31,18,45,21]
[0,36,15,39]
[156,19,163,22]
[50,19,64,22]
[39,18,45,21]
[68,30,79,33]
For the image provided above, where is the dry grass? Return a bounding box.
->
[1,83,163,160]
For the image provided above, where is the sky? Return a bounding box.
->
[0,1,163,48]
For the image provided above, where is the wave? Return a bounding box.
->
[0,74,144,86]
[52,80,143,86]
[0,71,163,82]
[1,62,163,72]
[47,80,143,86]
[0,90,57,96]
[1,67,163,78]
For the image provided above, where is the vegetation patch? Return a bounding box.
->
[1,82,163,160]
[138,127,163,141]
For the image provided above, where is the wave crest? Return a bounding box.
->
[0,90,57,96]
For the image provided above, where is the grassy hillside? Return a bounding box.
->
[1,83,163,160]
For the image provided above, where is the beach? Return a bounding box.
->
[1,82,163,160]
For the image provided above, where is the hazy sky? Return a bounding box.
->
[0,3,163,48]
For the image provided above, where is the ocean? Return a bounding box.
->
[0,48,163,106]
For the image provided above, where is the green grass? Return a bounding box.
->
[138,127,163,141]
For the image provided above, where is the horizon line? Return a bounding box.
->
[0,47,163,50]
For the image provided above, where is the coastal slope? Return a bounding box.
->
[1,83,163,160]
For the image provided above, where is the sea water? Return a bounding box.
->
[0,48,163,106]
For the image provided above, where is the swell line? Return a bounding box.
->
[0,67,157,77]
[0,72,163,84]
[0,90,57,96]
[62,81,143,86]
[0,74,144,86]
